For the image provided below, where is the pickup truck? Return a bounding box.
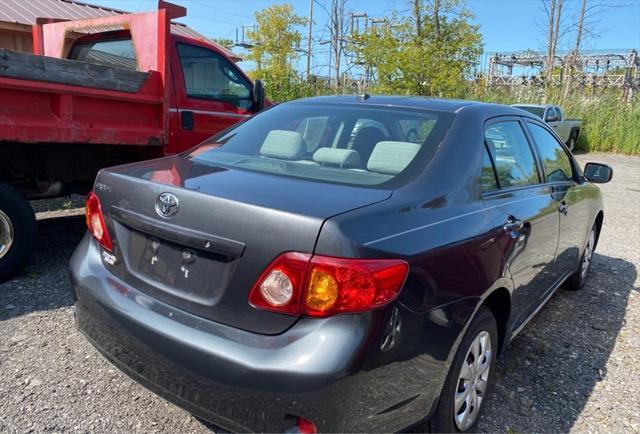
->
[0,1,266,281]
[511,104,582,151]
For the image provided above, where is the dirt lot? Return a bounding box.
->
[0,153,638,433]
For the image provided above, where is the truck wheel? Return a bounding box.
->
[0,183,38,282]
[567,129,579,151]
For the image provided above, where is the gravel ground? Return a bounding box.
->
[0,153,638,433]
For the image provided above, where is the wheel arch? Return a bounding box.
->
[594,210,604,247]
[480,287,511,355]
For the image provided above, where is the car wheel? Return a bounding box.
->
[426,306,498,433]
[565,225,596,291]
[0,183,37,282]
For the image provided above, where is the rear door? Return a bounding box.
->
[482,118,561,329]
[525,120,589,279]
[170,41,254,153]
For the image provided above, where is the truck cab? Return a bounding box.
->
[66,29,257,154]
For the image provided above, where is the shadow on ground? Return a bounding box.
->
[477,252,637,432]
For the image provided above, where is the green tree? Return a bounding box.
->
[246,4,306,81]
[352,0,482,97]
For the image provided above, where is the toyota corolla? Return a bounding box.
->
[69,96,612,433]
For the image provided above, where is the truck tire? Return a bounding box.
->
[0,183,38,282]
[567,129,579,151]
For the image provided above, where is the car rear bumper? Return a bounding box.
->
[69,234,444,432]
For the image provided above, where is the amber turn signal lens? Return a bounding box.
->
[305,269,339,311]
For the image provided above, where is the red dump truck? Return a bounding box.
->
[0,1,265,281]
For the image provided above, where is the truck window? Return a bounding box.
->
[177,43,252,110]
[69,37,138,70]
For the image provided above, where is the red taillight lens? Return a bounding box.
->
[296,416,317,434]
[248,253,408,317]
[85,192,113,251]
[248,252,311,315]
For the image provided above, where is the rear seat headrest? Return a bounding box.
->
[312,147,361,168]
[260,130,306,160]
[367,141,421,175]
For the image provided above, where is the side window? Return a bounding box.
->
[481,145,498,191]
[177,43,252,109]
[484,121,540,188]
[527,122,574,182]
[554,107,562,120]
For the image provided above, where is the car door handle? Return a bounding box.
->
[503,217,524,233]
[559,202,569,215]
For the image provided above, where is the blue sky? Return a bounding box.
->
[93,0,640,75]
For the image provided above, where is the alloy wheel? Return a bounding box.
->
[0,209,14,260]
[454,330,492,431]
[581,229,595,279]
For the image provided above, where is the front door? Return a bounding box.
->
[482,119,561,329]
[525,121,589,280]
[170,42,254,153]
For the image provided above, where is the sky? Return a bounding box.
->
[91,0,640,76]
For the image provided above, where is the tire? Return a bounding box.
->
[565,224,596,291]
[422,307,498,433]
[0,183,38,282]
[567,129,579,152]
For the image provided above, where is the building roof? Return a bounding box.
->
[0,0,240,60]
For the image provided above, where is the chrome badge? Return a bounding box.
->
[155,192,179,218]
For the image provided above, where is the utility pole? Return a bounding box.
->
[306,0,313,79]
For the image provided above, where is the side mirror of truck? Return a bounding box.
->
[253,80,265,112]
[584,162,613,183]
[545,113,558,122]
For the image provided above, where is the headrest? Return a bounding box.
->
[260,130,306,160]
[367,141,421,175]
[312,148,361,168]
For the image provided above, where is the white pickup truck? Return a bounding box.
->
[511,104,582,151]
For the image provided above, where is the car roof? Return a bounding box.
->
[289,95,529,116]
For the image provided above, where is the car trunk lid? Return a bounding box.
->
[93,156,391,334]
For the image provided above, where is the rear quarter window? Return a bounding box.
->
[69,37,138,70]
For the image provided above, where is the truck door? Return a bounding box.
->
[545,107,565,141]
[170,41,253,153]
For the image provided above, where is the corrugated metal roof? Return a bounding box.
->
[0,0,241,60]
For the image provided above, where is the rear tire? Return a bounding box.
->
[565,225,596,291]
[567,129,579,151]
[419,307,498,433]
[0,183,37,282]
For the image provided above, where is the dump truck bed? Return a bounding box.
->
[0,48,165,146]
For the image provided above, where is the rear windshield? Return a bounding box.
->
[513,105,544,118]
[69,37,138,70]
[187,103,453,188]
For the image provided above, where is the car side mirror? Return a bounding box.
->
[253,79,265,112]
[584,162,613,183]
[545,113,557,122]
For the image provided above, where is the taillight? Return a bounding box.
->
[249,253,408,317]
[85,192,113,251]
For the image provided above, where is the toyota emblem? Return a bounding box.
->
[155,192,179,218]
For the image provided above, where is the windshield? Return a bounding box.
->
[187,102,453,188]
[513,105,545,118]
